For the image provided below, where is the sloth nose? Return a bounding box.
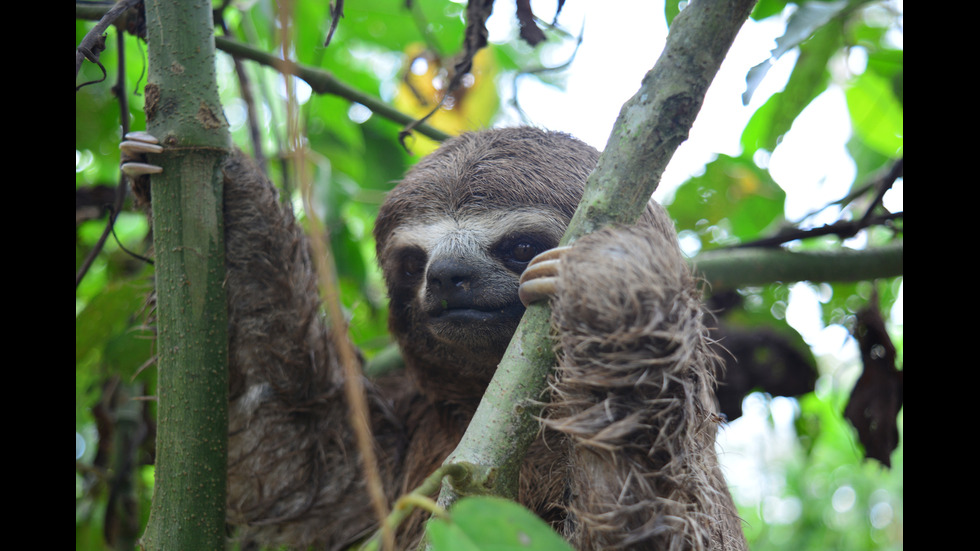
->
[427,258,479,306]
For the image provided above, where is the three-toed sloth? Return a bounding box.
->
[131,126,747,550]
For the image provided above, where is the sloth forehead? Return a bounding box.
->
[384,207,567,255]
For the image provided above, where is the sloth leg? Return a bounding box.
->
[542,226,747,551]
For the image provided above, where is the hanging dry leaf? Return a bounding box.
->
[844,295,903,467]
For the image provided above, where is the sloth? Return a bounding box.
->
[123,126,747,550]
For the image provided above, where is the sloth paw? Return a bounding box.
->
[518,245,570,307]
[120,131,163,177]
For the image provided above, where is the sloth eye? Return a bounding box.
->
[495,235,551,273]
[511,242,539,262]
[403,256,424,277]
[394,247,427,282]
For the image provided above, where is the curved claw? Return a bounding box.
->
[518,246,571,307]
[120,140,163,155]
[124,131,159,144]
[120,131,163,177]
[121,162,164,177]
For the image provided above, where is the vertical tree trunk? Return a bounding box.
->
[139,0,231,549]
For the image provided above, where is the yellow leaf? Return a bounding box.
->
[394,44,499,154]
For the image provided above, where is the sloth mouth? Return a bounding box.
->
[431,306,514,324]
[426,300,525,326]
[425,301,525,348]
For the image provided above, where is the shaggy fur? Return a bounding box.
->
[209,127,747,550]
[546,225,745,550]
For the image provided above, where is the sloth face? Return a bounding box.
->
[382,208,566,359]
[372,127,600,381]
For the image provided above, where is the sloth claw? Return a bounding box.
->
[120,162,163,177]
[518,246,570,307]
[120,131,163,176]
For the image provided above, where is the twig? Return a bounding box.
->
[510,21,584,124]
[75,0,143,82]
[76,29,135,289]
[735,157,904,249]
[324,0,345,48]
[214,36,451,144]
[215,6,267,172]
[733,211,902,249]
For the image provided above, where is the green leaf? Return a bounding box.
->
[845,72,903,157]
[665,1,682,26]
[751,0,789,21]
[741,19,839,151]
[76,281,149,364]
[427,497,574,551]
[669,155,786,250]
[742,1,845,105]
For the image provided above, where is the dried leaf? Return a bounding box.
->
[844,296,903,467]
[516,0,546,46]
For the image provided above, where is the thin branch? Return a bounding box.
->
[791,157,905,227]
[510,21,584,124]
[323,0,344,48]
[733,211,902,249]
[214,36,451,143]
[735,157,904,249]
[214,6,267,172]
[75,0,143,82]
[859,157,904,225]
[76,29,134,289]
[397,0,493,144]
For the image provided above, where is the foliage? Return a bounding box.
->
[76,0,902,549]
[426,497,575,551]
[671,1,903,549]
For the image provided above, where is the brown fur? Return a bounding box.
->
[211,127,746,549]
[546,225,745,549]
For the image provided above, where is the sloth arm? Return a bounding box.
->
[221,153,410,549]
[123,138,407,550]
[523,225,748,551]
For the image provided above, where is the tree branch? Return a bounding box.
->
[733,212,902,249]
[212,36,451,143]
[692,241,903,289]
[736,157,904,249]
[138,0,231,548]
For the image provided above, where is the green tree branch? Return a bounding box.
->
[692,241,903,289]
[138,0,231,548]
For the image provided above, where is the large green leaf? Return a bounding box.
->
[845,72,903,158]
[427,497,574,551]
